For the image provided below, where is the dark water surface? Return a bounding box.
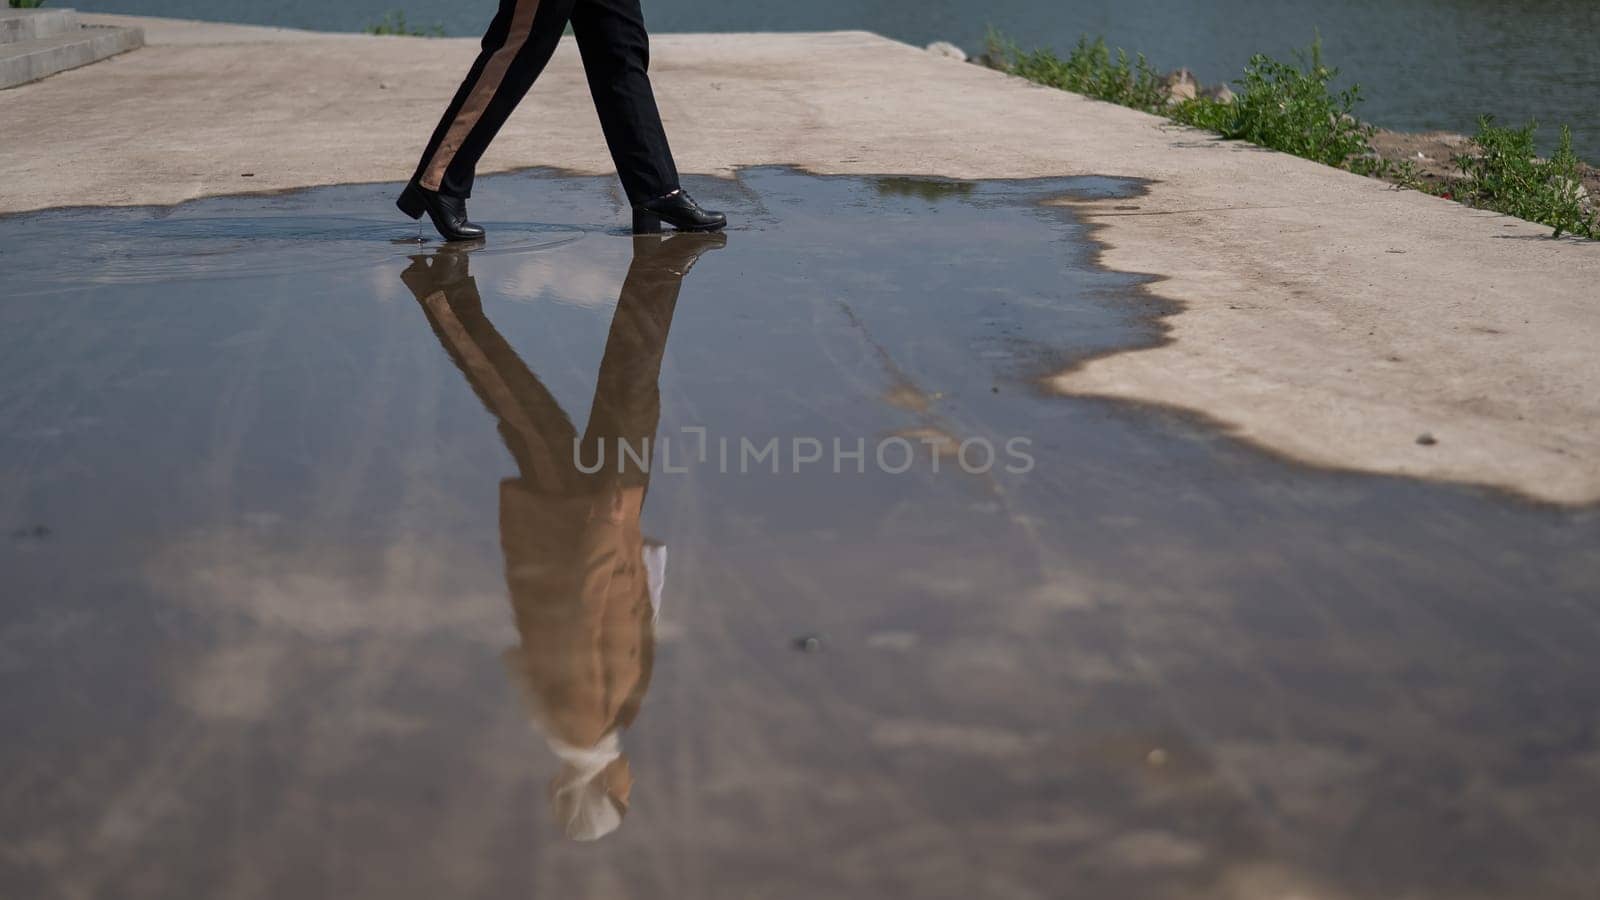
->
[72,0,1600,161]
[3,169,1600,898]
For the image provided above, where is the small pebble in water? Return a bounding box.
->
[1416,433,1438,446]
[792,634,823,653]
[1146,748,1169,767]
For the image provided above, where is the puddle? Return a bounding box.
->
[1,167,1597,899]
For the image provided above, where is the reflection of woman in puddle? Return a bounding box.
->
[401,233,723,840]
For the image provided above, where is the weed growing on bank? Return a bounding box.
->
[1453,118,1597,239]
[1188,43,1375,169]
[987,32,1595,239]
[8,0,49,8]
[1003,36,1168,111]
[992,33,1377,168]
[365,11,444,37]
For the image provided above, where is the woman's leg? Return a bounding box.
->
[568,0,680,206]
[411,0,579,199]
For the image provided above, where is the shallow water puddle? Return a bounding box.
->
[2,168,1598,899]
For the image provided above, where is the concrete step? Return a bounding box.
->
[0,8,79,45]
[0,23,143,89]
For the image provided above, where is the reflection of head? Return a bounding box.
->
[407,233,724,843]
[548,731,632,841]
[502,645,638,841]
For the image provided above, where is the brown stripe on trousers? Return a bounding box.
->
[420,288,566,492]
[420,0,544,192]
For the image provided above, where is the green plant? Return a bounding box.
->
[993,33,1168,112]
[1214,39,1376,168]
[365,11,443,37]
[994,34,1376,170]
[1453,118,1597,239]
[1167,96,1236,132]
[8,0,50,8]
[988,28,1595,239]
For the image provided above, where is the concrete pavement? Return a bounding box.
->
[2,15,1597,504]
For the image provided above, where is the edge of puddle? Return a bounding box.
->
[5,164,1594,513]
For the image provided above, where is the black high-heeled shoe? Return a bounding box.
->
[398,181,486,243]
[632,189,727,234]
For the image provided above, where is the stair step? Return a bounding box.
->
[0,8,80,45]
[0,24,143,90]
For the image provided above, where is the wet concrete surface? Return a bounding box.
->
[2,168,1599,899]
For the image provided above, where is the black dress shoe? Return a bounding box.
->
[632,189,727,234]
[398,181,486,242]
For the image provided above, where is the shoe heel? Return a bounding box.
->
[397,184,426,220]
[632,209,663,234]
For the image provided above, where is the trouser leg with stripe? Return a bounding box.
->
[411,0,681,205]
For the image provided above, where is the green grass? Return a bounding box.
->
[993,33,1377,169]
[1000,34,1168,112]
[1452,118,1597,239]
[8,0,50,8]
[365,11,444,37]
[1182,42,1376,169]
[989,31,1594,239]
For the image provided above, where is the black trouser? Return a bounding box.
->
[412,0,680,205]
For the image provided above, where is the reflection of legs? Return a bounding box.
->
[402,235,722,487]
[401,252,579,491]
[413,0,579,199]
[580,234,722,485]
[569,0,679,206]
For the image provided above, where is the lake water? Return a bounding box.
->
[4,168,1600,897]
[75,0,1600,161]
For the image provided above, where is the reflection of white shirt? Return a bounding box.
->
[642,541,667,622]
[547,730,624,841]
[505,541,665,842]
